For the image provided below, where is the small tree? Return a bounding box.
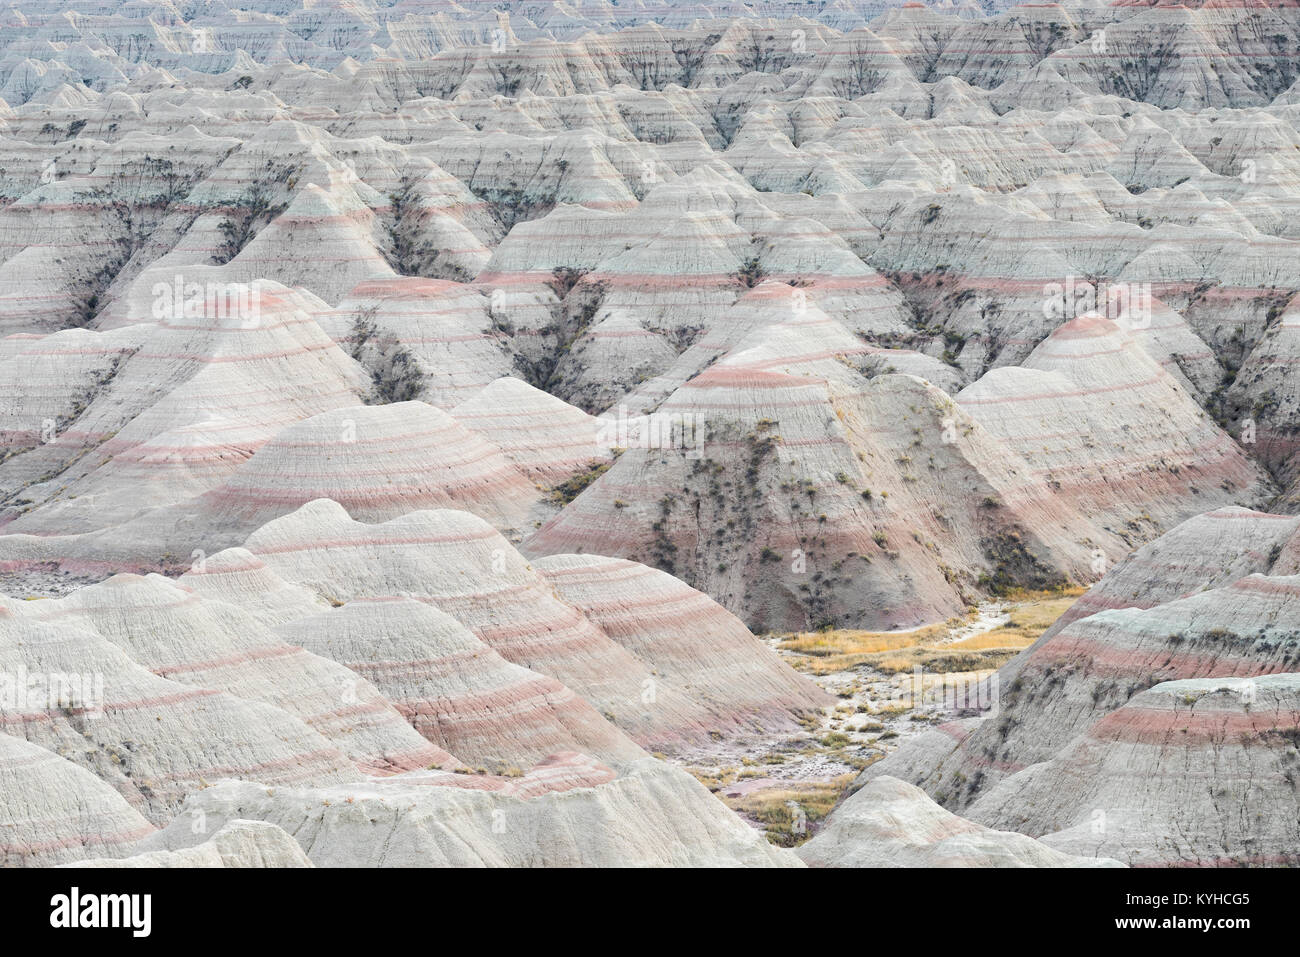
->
[671,33,721,87]
[831,40,884,99]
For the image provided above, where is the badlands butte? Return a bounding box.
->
[0,0,1297,869]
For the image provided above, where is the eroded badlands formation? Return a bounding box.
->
[862,508,1300,865]
[1,0,1298,867]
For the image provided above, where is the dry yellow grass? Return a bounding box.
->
[686,766,738,787]
[945,631,1024,651]
[869,702,912,717]
[777,619,955,656]
[777,588,1082,675]
[949,592,1082,649]
[992,585,1087,603]
[777,618,966,673]
[718,775,857,847]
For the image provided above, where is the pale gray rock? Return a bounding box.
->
[73,819,312,868]
[138,759,802,868]
[799,775,1123,867]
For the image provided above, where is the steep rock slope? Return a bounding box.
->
[13,573,452,774]
[0,600,362,824]
[524,314,1259,631]
[535,553,832,726]
[0,732,155,866]
[858,506,1300,863]
[956,315,1275,544]
[451,376,612,484]
[274,598,647,770]
[243,499,823,750]
[971,676,1300,867]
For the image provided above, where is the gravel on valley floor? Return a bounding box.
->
[667,602,1013,834]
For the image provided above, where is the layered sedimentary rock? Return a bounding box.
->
[13,573,453,774]
[1037,507,1300,634]
[176,546,334,628]
[968,676,1300,866]
[2,1,1295,635]
[525,362,995,632]
[274,597,647,770]
[0,600,362,824]
[2,0,1300,869]
[190,401,540,535]
[0,732,155,866]
[0,282,370,522]
[956,315,1274,543]
[452,377,612,484]
[861,507,1300,864]
[0,393,561,580]
[535,553,831,727]
[1222,292,1300,503]
[525,310,1273,631]
[0,492,831,865]
[316,279,519,410]
[244,499,821,749]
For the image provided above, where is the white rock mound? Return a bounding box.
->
[798,776,1123,868]
[134,758,802,868]
[73,819,312,868]
[0,732,155,867]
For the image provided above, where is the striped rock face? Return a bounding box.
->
[526,364,980,632]
[0,0,1295,633]
[973,677,1300,867]
[72,820,313,869]
[959,315,1271,530]
[0,497,832,866]
[13,574,453,775]
[273,598,648,770]
[1226,296,1300,501]
[0,731,155,866]
[3,0,1300,868]
[192,401,540,534]
[0,282,370,527]
[243,499,824,751]
[187,530,825,771]
[176,547,334,628]
[451,376,613,484]
[0,601,362,825]
[959,573,1300,800]
[862,509,1300,863]
[316,279,519,411]
[534,553,832,730]
[0,390,583,582]
[525,313,1268,631]
[242,500,706,745]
